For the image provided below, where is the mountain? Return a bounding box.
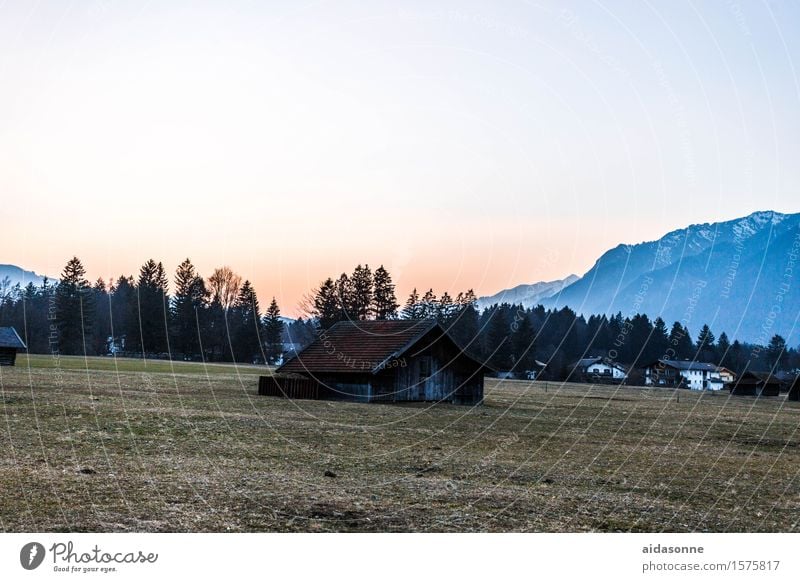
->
[0,264,48,290]
[539,210,800,345]
[481,211,800,345]
[477,275,579,310]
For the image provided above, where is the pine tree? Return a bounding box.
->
[55,257,94,355]
[171,259,208,359]
[668,321,694,360]
[314,278,340,329]
[767,334,787,370]
[696,324,716,361]
[512,312,536,372]
[372,265,398,320]
[334,273,353,320]
[350,264,373,320]
[263,297,285,365]
[231,280,262,363]
[717,332,731,367]
[486,306,513,370]
[92,278,111,355]
[135,259,171,355]
[402,288,421,319]
[420,289,437,319]
[649,317,670,362]
[437,291,455,322]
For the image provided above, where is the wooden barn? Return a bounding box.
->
[0,327,26,366]
[260,319,488,405]
[728,371,781,397]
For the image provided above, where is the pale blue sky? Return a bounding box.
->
[1,0,798,309]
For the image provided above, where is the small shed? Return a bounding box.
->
[263,319,489,405]
[0,327,26,366]
[728,371,781,397]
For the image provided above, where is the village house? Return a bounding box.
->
[569,357,627,383]
[0,326,26,366]
[643,359,727,390]
[525,360,548,380]
[259,319,489,405]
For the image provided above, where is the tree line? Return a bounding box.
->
[2,259,797,377]
[0,257,289,363]
[305,269,797,379]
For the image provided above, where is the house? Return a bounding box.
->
[643,359,726,390]
[525,360,548,380]
[570,357,627,383]
[0,327,27,366]
[717,367,736,384]
[260,319,489,405]
[728,371,781,397]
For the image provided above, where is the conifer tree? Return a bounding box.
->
[350,264,373,320]
[55,257,94,355]
[314,278,340,329]
[263,297,285,364]
[372,265,398,320]
[171,259,208,359]
[402,288,421,319]
[231,280,262,363]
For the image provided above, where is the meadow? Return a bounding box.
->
[1,355,798,532]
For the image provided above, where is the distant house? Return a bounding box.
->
[106,335,126,355]
[261,319,489,405]
[643,359,726,390]
[728,371,781,397]
[570,357,627,383]
[525,360,548,381]
[0,327,26,366]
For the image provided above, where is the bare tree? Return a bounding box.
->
[207,266,242,310]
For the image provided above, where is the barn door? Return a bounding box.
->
[417,357,431,400]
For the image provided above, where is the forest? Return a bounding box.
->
[0,257,797,379]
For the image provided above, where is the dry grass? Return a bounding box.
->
[1,358,799,532]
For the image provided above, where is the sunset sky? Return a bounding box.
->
[1,1,799,315]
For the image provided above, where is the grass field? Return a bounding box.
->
[1,355,798,532]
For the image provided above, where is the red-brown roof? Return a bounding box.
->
[278,319,460,374]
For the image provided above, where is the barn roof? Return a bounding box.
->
[649,359,720,372]
[277,319,485,375]
[0,327,26,350]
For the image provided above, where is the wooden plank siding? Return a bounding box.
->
[258,375,321,400]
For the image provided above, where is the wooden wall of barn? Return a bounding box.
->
[371,330,484,404]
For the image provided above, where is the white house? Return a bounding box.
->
[643,359,727,390]
[571,357,627,381]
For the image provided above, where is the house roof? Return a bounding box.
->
[650,359,721,372]
[732,371,781,385]
[0,327,26,350]
[573,357,625,371]
[277,319,486,375]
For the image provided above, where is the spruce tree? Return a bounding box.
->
[402,288,421,319]
[135,259,171,355]
[314,278,340,329]
[171,259,208,359]
[263,297,285,365]
[372,265,398,320]
[350,264,373,320]
[767,334,787,370]
[55,257,94,355]
[231,280,262,363]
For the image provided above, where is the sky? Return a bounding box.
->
[1,0,799,315]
